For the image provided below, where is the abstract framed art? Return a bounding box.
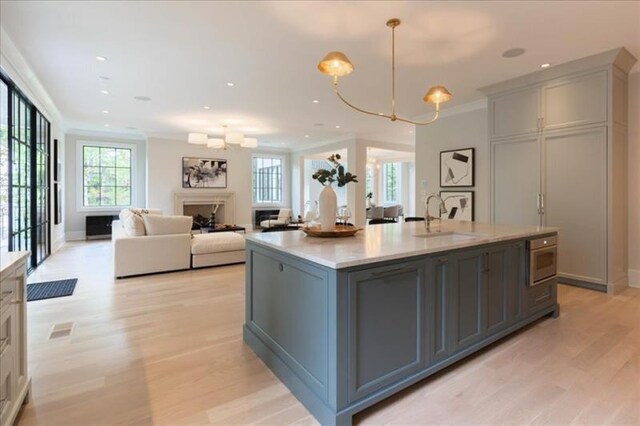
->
[440,148,474,187]
[440,190,474,221]
[182,157,227,188]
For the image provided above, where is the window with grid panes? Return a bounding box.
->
[252,156,283,204]
[82,146,131,207]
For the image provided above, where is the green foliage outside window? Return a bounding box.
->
[83,146,131,207]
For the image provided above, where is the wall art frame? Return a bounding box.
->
[440,147,474,187]
[182,157,228,188]
[440,190,474,221]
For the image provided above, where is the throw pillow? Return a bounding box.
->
[143,215,193,236]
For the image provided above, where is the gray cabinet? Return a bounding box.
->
[449,244,512,354]
[346,260,425,402]
[481,48,636,292]
[485,245,510,335]
[492,135,541,226]
[450,249,484,352]
[543,127,608,284]
[490,87,540,138]
[425,255,450,364]
[245,237,559,426]
[542,71,607,131]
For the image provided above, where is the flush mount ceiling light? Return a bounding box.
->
[95,56,108,61]
[188,125,258,150]
[317,18,452,125]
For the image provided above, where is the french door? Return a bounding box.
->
[0,72,50,271]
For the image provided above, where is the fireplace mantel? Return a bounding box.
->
[173,191,236,224]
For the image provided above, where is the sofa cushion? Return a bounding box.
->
[123,214,146,237]
[119,208,162,222]
[191,232,245,255]
[143,214,192,236]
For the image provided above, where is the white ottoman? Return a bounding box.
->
[191,232,246,268]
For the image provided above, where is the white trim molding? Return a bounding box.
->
[629,269,640,288]
[173,190,236,224]
[75,139,138,213]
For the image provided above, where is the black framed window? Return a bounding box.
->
[252,156,283,204]
[0,70,51,270]
[82,145,131,207]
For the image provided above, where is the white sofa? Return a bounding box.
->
[113,208,246,278]
[113,210,192,278]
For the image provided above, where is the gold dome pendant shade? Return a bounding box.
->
[423,86,453,105]
[317,51,354,77]
[317,18,452,125]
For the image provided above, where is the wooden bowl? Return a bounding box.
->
[301,225,361,238]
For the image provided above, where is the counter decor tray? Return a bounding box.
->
[301,225,362,238]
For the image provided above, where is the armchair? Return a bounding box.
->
[260,208,292,228]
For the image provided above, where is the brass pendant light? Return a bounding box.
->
[317,18,452,125]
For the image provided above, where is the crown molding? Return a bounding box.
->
[66,128,147,141]
[413,98,487,122]
[0,27,66,129]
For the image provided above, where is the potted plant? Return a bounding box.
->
[366,192,373,208]
[312,154,358,231]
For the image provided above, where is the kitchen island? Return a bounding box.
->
[243,221,559,426]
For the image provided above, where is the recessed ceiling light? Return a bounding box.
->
[541,63,551,68]
[312,100,319,104]
[305,135,309,138]
[134,96,151,101]
[100,90,109,95]
[102,110,109,114]
[96,56,108,61]
[409,130,414,134]
[227,82,235,87]
[104,124,110,127]
[203,106,211,110]
[502,48,526,58]
[335,125,341,129]
[99,76,110,80]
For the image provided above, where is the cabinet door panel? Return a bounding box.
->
[426,256,449,364]
[491,88,540,138]
[543,127,607,284]
[492,137,541,226]
[485,246,509,335]
[451,251,483,352]
[250,251,329,393]
[543,71,607,131]
[348,261,424,402]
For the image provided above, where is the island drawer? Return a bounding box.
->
[525,278,556,314]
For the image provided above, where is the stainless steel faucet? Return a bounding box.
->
[424,193,448,232]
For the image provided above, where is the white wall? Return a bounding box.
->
[415,108,489,221]
[147,137,289,229]
[64,132,147,240]
[1,28,66,251]
[628,72,640,287]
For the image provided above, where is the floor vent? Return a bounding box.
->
[49,322,75,339]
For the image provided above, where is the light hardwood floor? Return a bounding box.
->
[16,241,640,425]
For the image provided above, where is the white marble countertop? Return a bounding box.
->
[0,251,30,280]
[246,220,558,269]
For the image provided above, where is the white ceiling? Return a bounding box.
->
[1,1,638,148]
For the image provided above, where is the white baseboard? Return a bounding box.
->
[629,269,640,288]
[52,234,66,252]
[65,231,85,241]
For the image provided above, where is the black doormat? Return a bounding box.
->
[27,279,77,302]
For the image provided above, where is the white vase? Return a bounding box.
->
[318,184,337,231]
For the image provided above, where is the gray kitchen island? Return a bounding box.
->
[243,220,559,426]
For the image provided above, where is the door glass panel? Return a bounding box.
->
[0,79,8,254]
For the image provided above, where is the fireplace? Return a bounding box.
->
[173,191,236,226]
